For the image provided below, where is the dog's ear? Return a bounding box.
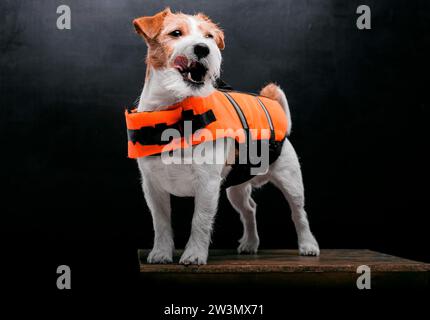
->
[215,30,225,50]
[133,8,171,43]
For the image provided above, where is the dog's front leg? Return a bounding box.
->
[179,175,221,265]
[142,180,174,264]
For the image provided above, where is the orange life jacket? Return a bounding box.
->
[125,90,289,159]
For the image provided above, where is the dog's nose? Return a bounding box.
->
[194,43,210,59]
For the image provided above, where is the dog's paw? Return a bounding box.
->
[298,239,320,256]
[238,235,259,254]
[179,247,208,265]
[147,249,173,264]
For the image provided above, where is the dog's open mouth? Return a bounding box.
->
[173,55,208,86]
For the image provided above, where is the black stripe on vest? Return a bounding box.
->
[127,109,216,146]
[222,92,249,130]
[255,96,275,140]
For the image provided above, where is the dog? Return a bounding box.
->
[132,8,319,265]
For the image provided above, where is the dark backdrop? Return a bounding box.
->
[1,0,429,297]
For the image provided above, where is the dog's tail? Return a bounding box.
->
[260,83,292,135]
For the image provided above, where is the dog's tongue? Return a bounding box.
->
[174,56,188,71]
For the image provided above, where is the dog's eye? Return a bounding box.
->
[205,33,214,39]
[169,30,182,38]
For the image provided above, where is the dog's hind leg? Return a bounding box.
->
[227,183,260,254]
[269,139,320,256]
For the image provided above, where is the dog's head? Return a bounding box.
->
[134,8,224,98]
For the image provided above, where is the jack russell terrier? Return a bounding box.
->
[130,8,319,265]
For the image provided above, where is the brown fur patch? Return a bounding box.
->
[260,83,281,101]
[145,13,191,70]
[196,13,225,50]
[134,8,171,41]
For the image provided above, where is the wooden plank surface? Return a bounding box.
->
[138,249,430,273]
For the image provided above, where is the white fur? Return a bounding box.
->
[136,14,319,264]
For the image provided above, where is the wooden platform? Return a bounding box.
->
[138,249,430,288]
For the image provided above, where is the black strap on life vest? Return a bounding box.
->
[255,96,276,140]
[181,109,216,134]
[220,91,283,188]
[127,121,181,145]
[222,92,249,130]
[223,138,285,188]
[127,109,216,146]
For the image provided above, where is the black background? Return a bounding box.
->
[1,0,429,307]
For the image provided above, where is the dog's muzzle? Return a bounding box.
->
[173,55,208,85]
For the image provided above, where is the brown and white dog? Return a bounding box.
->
[133,8,319,264]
